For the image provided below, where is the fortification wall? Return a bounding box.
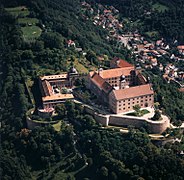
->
[94,113,109,126]
[147,117,170,134]
[109,115,146,127]
[84,106,170,134]
[26,117,59,130]
[109,115,170,134]
[84,106,109,126]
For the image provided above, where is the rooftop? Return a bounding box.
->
[40,74,68,81]
[42,94,74,102]
[177,45,184,50]
[110,57,134,68]
[113,84,154,100]
[39,73,74,104]
[91,72,113,93]
[99,67,134,79]
[42,80,53,96]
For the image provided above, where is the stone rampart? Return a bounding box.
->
[26,117,59,130]
[84,106,170,134]
[84,106,109,126]
[109,115,170,134]
[109,115,146,127]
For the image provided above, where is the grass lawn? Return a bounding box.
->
[126,109,150,117]
[52,121,62,131]
[145,31,159,38]
[131,19,144,27]
[21,26,42,41]
[25,78,35,105]
[152,3,169,12]
[18,18,39,25]
[5,6,42,41]
[6,6,42,41]
[74,60,89,74]
[26,77,34,87]
[32,64,57,76]
[5,6,30,17]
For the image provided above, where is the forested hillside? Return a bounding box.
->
[1,0,184,179]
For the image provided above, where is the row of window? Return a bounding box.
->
[119,98,152,106]
[107,77,118,80]
[119,103,145,111]
[119,95,152,103]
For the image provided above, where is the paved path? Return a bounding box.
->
[170,122,184,129]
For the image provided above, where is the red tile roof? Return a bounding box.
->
[99,67,134,79]
[179,88,184,92]
[42,94,74,102]
[177,45,184,50]
[91,72,113,93]
[113,84,154,100]
[111,57,134,68]
[91,72,105,88]
[42,80,53,96]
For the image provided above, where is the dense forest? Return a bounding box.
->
[0,0,184,179]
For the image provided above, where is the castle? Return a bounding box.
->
[87,58,154,114]
[39,67,79,109]
[30,58,170,134]
[39,58,154,114]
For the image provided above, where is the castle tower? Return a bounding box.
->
[119,75,126,89]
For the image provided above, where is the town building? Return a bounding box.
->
[177,45,184,55]
[88,58,154,114]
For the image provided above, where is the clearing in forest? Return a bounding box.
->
[5,6,42,41]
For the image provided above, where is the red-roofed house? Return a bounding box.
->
[177,45,184,55]
[110,57,134,69]
[67,40,76,47]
